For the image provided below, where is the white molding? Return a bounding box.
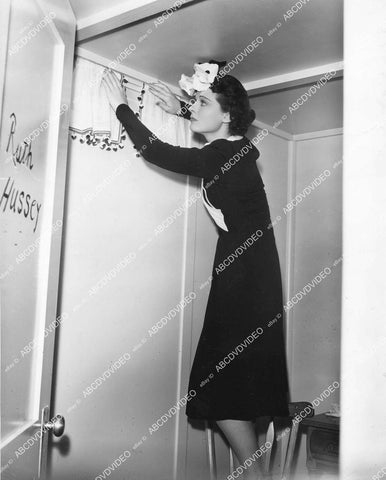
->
[252,117,293,140]
[173,178,194,480]
[76,0,196,43]
[284,140,296,388]
[244,62,343,96]
[252,116,343,141]
[75,46,182,94]
[293,127,343,141]
[0,0,11,121]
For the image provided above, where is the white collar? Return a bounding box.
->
[204,135,243,146]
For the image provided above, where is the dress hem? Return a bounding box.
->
[186,411,290,421]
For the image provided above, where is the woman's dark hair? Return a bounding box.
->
[203,60,256,136]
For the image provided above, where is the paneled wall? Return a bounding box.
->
[289,133,342,479]
[50,91,198,479]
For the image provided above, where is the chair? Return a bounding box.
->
[204,401,314,480]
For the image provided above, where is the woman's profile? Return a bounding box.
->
[102,60,290,480]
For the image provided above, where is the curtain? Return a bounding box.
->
[140,82,192,149]
[69,56,192,152]
[69,56,144,151]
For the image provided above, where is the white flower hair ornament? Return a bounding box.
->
[178,61,225,96]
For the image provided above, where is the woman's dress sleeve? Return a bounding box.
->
[115,103,229,179]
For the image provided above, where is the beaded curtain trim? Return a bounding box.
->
[69,76,145,152]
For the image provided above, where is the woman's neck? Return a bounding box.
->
[203,125,232,143]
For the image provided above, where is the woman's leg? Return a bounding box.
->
[215,419,263,480]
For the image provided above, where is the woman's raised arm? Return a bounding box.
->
[115,102,228,179]
[102,68,228,178]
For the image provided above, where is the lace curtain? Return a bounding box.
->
[69,56,191,152]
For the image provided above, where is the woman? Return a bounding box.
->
[102,62,290,480]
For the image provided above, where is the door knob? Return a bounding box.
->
[45,414,65,437]
[37,408,66,478]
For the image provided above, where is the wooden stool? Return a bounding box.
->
[281,402,315,479]
[204,402,314,480]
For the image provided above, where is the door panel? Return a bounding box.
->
[0,1,75,478]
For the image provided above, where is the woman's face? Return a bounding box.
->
[188,88,230,134]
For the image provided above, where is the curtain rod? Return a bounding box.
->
[74,53,146,93]
[74,49,187,101]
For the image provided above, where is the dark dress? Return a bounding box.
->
[115,102,290,421]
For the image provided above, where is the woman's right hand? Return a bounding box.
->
[148,81,182,115]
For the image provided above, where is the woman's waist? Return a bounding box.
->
[220,214,273,235]
[218,223,274,239]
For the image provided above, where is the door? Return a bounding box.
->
[0,0,75,478]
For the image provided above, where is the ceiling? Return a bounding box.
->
[68,0,343,135]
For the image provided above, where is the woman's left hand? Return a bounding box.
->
[101,68,128,112]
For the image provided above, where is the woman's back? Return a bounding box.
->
[202,137,273,233]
